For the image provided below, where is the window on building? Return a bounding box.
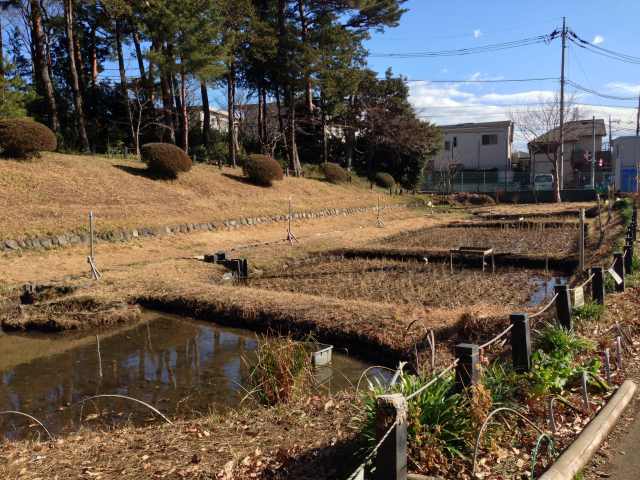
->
[482,134,498,145]
[444,141,451,151]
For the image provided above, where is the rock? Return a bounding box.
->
[56,235,69,247]
[4,239,20,250]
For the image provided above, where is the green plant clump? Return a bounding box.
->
[374,172,395,189]
[141,143,192,178]
[0,118,57,159]
[482,362,519,406]
[529,324,601,396]
[361,373,472,460]
[321,162,350,184]
[573,301,605,323]
[243,154,284,186]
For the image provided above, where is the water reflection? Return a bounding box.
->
[0,313,381,439]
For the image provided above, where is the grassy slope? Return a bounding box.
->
[0,153,399,238]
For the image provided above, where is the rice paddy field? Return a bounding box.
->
[380,224,581,256]
[249,257,554,310]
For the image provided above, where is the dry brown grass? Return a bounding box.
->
[382,225,580,256]
[250,258,539,310]
[0,392,362,480]
[0,152,402,237]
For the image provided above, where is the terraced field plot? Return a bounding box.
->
[381,225,581,256]
[250,258,551,310]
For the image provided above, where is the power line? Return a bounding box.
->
[369,33,558,58]
[568,31,640,65]
[566,80,638,101]
[403,77,559,84]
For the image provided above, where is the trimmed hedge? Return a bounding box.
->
[243,154,284,186]
[0,118,57,159]
[141,143,192,178]
[321,162,349,184]
[375,172,396,189]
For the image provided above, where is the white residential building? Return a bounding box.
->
[429,121,514,172]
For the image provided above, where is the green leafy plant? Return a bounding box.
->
[573,301,604,323]
[360,373,472,460]
[482,362,519,406]
[529,324,598,396]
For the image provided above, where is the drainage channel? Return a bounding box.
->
[0,311,387,440]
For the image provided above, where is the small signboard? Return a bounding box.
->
[573,286,585,308]
[608,267,623,285]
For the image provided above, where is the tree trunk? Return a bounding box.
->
[132,30,146,81]
[0,16,4,83]
[73,31,86,94]
[297,0,313,113]
[115,19,137,155]
[275,87,290,165]
[257,85,264,150]
[200,81,210,148]
[227,65,237,167]
[160,71,175,142]
[321,90,328,164]
[90,27,98,87]
[29,0,59,133]
[554,149,562,202]
[179,70,188,152]
[287,87,302,175]
[172,74,183,146]
[64,0,90,152]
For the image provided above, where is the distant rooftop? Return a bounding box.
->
[533,119,606,145]
[438,121,513,130]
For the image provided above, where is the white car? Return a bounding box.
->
[534,173,554,191]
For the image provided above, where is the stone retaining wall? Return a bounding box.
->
[1,204,406,253]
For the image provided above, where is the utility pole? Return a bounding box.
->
[591,115,596,189]
[636,94,640,136]
[559,17,567,193]
[609,115,612,152]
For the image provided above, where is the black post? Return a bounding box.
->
[374,393,408,480]
[454,343,480,391]
[554,284,572,330]
[614,252,625,292]
[510,313,532,373]
[591,266,605,305]
[624,243,633,274]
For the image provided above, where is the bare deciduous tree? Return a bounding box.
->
[510,94,580,202]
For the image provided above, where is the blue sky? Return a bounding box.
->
[364,0,640,145]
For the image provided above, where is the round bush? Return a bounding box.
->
[243,154,284,186]
[375,172,396,189]
[0,118,57,159]
[321,162,349,184]
[141,143,192,178]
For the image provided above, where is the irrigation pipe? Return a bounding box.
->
[531,434,556,480]
[0,411,54,441]
[479,324,513,350]
[405,360,458,401]
[77,394,173,425]
[472,407,547,476]
[530,294,559,319]
[548,396,582,433]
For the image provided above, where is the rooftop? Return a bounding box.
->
[533,119,606,145]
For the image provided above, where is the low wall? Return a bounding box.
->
[0,204,406,254]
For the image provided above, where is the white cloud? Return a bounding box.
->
[473,29,482,39]
[592,35,604,45]
[607,81,640,95]
[440,67,448,74]
[407,81,638,149]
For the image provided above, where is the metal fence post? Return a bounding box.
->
[614,252,625,292]
[510,313,532,373]
[454,343,480,391]
[554,284,572,330]
[374,393,407,480]
[591,266,605,305]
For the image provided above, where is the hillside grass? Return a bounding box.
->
[0,153,400,238]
